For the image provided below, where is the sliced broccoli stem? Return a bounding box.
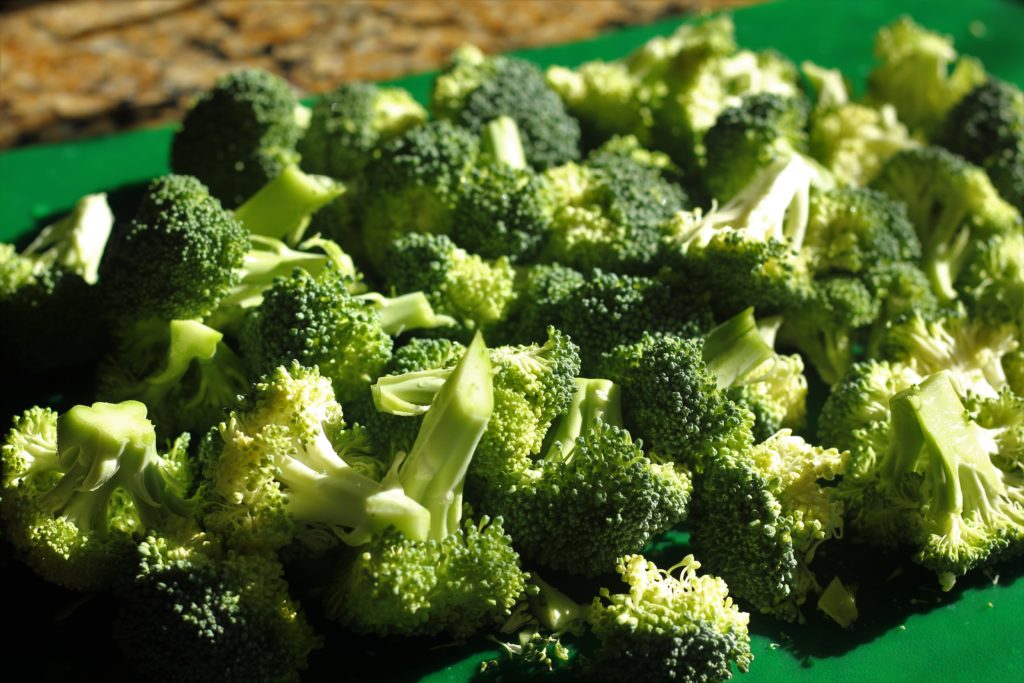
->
[702,307,776,390]
[398,333,494,540]
[146,320,222,387]
[528,574,588,632]
[357,291,456,335]
[482,115,527,170]
[234,164,344,241]
[22,192,114,285]
[372,368,453,416]
[544,377,622,460]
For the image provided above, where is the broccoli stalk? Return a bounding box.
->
[482,115,528,170]
[233,164,344,242]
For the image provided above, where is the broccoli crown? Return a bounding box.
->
[326,516,528,638]
[866,17,986,136]
[959,232,1024,327]
[1,402,193,590]
[690,430,848,621]
[97,319,249,439]
[877,307,1019,399]
[200,363,430,551]
[840,372,1024,589]
[871,145,1022,301]
[390,337,468,375]
[360,120,479,268]
[984,136,1024,213]
[171,68,303,208]
[598,332,753,467]
[587,554,752,683]
[808,100,916,187]
[432,45,581,169]
[382,232,516,332]
[114,533,319,683]
[298,82,427,180]
[497,263,587,344]
[817,359,923,479]
[940,79,1024,169]
[481,378,691,576]
[100,175,248,326]
[704,92,809,202]
[240,267,392,404]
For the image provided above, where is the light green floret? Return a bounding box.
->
[1,402,193,590]
[588,554,753,683]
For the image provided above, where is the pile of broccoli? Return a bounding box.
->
[2,13,1022,683]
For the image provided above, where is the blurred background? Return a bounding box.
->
[0,0,754,149]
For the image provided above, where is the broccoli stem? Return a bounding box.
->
[22,192,114,285]
[146,321,222,387]
[233,164,344,241]
[702,307,776,390]
[528,574,588,632]
[544,378,622,460]
[357,291,456,335]
[398,333,493,540]
[482,115,527,170]
[372,368,453,416]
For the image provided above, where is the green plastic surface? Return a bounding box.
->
[1,1,1022,682]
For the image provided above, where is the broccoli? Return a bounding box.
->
[587,554,752,682]
[984,137,1024,213]
[380,232,516,334]
[1,402,193,590]
[0,193,113,370]
[661,155,816,318]
[171,69,305,208]
[836,371,1024,590]
[866,17,986,137]
[200,362,431,551]
[113,532,319,683]
[539,139,689,274]
[477,377,691,575]
[871,146,1022,301]
[96,319,249,439]
[958,232,1024,327]
[690,429,848,621]
[450,116,553,262]
[232,163,344,242]
[359,120,479,269]
[432,44,580,169]
[703,92,809,202]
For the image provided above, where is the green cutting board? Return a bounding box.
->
[1,1,1021,682]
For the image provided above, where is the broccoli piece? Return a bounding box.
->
[298,82,427,180]
[959,232,1024,327]
[808,98,916,187]
[598,332,754,468]
[381,232,516,334]
[232,163,344,242]
[871,146,1022,301]
[0,193,113,370]
[200,362,431,551]
[450,117,553,262]
[691,430,848,621]
[114,532,319,683]
[661,156,816,318]
[478,378,691,576]
[170,69,305,208]
[540,141,689,274]
[96,319,249,439]
[359,120,479,269]
[838,371,1024,590]
[866,17,986,137]
[940,80,1024,189]
[587,554,753,682]
[984,137,1024,212]
[432,45,580,169]
[703,92,809,202]
[239,266,450,403]
[1,402,193,590]
[495,263,588,345]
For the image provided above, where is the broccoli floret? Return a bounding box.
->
[703,92,809,202]
[871,146,1022,301]
[598,332,754,468]
[171,69,304,208]
[96,319,249,439]
[959,232,1024,327]
[940,80,1024,187]
[1,402,193,590]
[200,362,431,551]
[587,554,753,682]
[0,193,113,370]
[495,263,587,345]
[359,120,479,269]
[866,17,986,137]
[298,82,427,180]
[984,137,1024,212]
[381,232,516,334]
[540,142,689,273]
[432,45,580,169]
[838,372,1024,590]
[661,156,816,318]
[450,117,553,262]
[690,430,848,621]
[114,532,319,683]
[478,378,691,576]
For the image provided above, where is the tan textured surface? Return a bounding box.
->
[0,0,755,149]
